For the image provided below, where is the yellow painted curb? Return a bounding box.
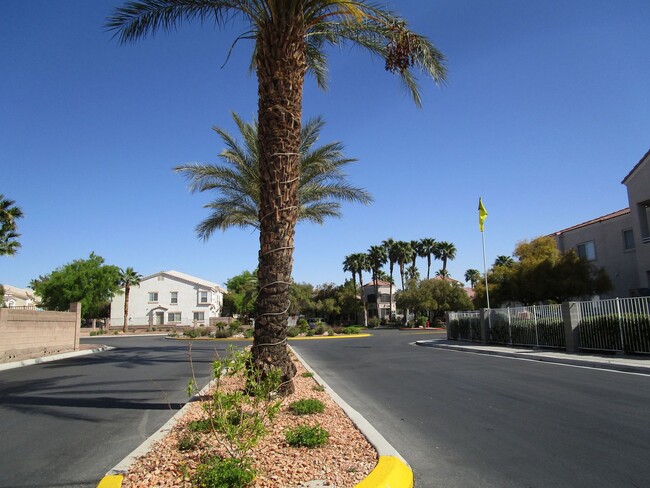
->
[289,334,371,340]
[354,456,414,488]
[97,474,123,488]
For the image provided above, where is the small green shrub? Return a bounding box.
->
[417,316,428,327]
[213,329,233,338]
[289,398,325,415]
[243,328,254,338]
[342,326,361,335]
[285,424,329,448]
[287,327,300,337]
[113,331,119,335]
[229,320,243,333]
[301,372,314,378]
[193,457,255,488]
[185,329,199,339]
[168,332,178,338]
[177,432,198,451]
[187,418,212,433]
[368,317,380,328]
[313,323,326,335]
[312,384,325,392]
[306,329,315,337]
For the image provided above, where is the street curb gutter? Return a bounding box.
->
[97,347,413,487]
[290,346,414,488]
[0,345,115,372]
[415,341,650,375]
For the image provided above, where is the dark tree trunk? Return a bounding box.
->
[252,15,306,395]
[123,285,130,333]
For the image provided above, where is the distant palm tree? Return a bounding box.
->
[437,241,457,274]
[344,252,370,327]
[410,240,423,277]
[493,255,515,268]
[342,254,358,291]
[119,267,143,332]
[464,269,481,287]
[393,241,414,291]
[176,113,372,238]
[419,237,437,280]
[367,245,388,318]
[107,0,446,394]
[435,268,450,279]
[382,237,399,321]
[0,195,24,256]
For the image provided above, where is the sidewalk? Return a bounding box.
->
[415,339,650,374]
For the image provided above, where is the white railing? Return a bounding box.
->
[577,297,650,354]
[448,311,482,342]
[488,304,565,349]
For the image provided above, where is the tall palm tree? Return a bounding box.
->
[410,239,422,277]
[419,237,437,280]
[437,241,457,274]
[367,244,387,319]
[342,254,358,291]
[346,252,370,327]
[382,237,399,321]
[0,195,24,256]
[107,0,446,394]
[176,113,372,238]
[494,255,515,268]
[119,267,143,332]
[435,268,450,279]
[464,268,481,287]
[393,240,413,291]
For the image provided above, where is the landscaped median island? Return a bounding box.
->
[119,347,377,487]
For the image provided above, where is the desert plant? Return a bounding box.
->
[177,432,199,452]
[285,424,329,448]
[287,327,300,338]
[289,398,325,415]
[368,317,381,328]
[193,457,255,488]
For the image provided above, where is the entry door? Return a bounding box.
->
[155,312,164,325]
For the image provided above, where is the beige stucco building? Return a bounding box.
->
[361,280,396,319]
[552,149,650,298]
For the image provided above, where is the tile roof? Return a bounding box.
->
[141,270,226,292]
[550,208,630,236]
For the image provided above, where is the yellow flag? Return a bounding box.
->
[478,197,488,232]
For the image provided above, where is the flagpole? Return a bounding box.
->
[481,229,490,309]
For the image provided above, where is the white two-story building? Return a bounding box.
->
[110,270,226,327]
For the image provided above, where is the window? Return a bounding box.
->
[577,241,596,261]
[366,293,377,304]
[170,291,178,304]
[193,312,205,321]
[380,293,391,303]
[623,229,635,251]
[148,292,159,302]
[168,312,181,322]
[199,291,209,303]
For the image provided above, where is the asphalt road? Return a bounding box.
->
[0,336,236,488]
[291,329,650,488]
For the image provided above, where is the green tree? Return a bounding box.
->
[289,282,314,316]
[435,268,450,279]
[473,236,612,307]
[0,195,24,256]
[419,237,437,280]
[464,268,481,288]
[176,113,372,238]
[397,278,472,322]
[31,253,121,319]
[436,241,457,274]
[108,0,446,394]
[118,267,143,332]
[224,270,259,321]
[367,244,387,317]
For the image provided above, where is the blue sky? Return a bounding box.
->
[2,0,649,290]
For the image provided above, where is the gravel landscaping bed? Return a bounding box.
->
[121,351,377,487]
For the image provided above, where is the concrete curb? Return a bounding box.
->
[97,346,413,488]
[415,340,650,375]
[0,345,115,372]
[290,346,414,488]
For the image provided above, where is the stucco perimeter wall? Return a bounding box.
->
[0,303,81,363]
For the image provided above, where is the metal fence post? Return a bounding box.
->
[561,301,580,353]
[481,308,490,345]
[533,305,539,348]
[615,297,625,352]
[507,307,513,345]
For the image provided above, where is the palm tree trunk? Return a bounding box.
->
[252,18,306,395]
[123,285,130,333]
[427,255,431,280]
[388,263,394,322]
[373,274,380,321]
[359,270,368,327]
